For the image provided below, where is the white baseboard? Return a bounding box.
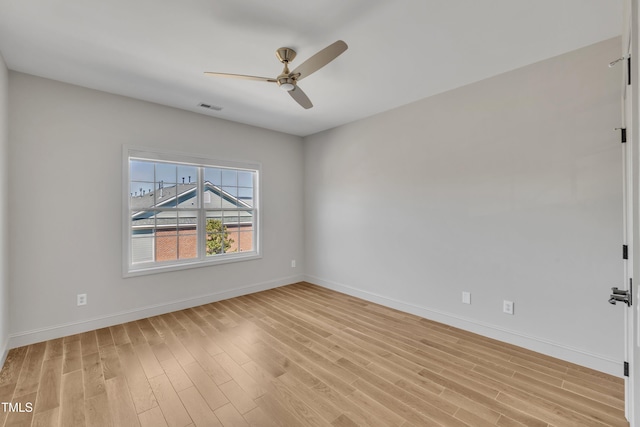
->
[0,334,8,370]
[304,275,622,377]
[7,274,304,350]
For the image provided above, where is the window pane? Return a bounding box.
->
[130,182,156,209]
[223,211,240,227]
[178,210,198,228]
[156,163,177,184]
[132,210,156,230]
[156,234,177,261]
[130,181,154,197]
[206,210,223,222]
[221,186,238,198]
[155,182,177,207]
[221,169,237,186]
[238,230,253,252]
[237,187,253,207]
[226,229,240,253]
[239,210,254,226]
[204,168,222,186]
[176,184,198,208]
[203,188,221,209]
[205,211,231,256]
[177,165,197,185]
[238,171,253,188]
[206,234,224,255]
[178,225,197,260]
[130,160,155,182]
[221,194,240,209]
[178,211,198,259]
[157,188,177,207]
[154,210,178,230]
[131,235,154,264]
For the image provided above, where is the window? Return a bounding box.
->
[123,146,260,276]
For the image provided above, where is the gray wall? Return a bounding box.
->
[0,52,8,364]
[4,38,626,376]
[304,38,624,375]
[8,73,305,345]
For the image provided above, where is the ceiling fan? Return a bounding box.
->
[205,40,348,109]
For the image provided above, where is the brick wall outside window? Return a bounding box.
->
[155,225,252,261]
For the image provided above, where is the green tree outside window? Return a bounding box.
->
[206,219,235,254]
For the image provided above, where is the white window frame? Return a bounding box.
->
[122,145,261,277]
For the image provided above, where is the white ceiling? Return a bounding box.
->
[0,0,623,137]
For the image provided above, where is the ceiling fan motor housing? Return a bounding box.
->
[275,48,298,91]
[277,75,296,91]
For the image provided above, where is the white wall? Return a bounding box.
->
[8,73,304,346]
[4,38,626,376]
[304,38,624,375]
[0,52,9,364]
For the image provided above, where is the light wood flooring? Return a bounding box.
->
[0,282,629,426]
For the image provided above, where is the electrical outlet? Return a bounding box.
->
[462,292,471,304]
[291,259,296,268]
[77,294,87,306]
[503,300,514,315]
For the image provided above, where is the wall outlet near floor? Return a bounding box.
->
[291,259,296,268]
[503,300,514,315]
[462,291,471,304]
[77,293,87,306]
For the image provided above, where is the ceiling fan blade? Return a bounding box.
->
[204,72,276,83]
[291,40,348,81]
[288,86,313,109]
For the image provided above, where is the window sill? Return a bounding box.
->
[123,251,262,278]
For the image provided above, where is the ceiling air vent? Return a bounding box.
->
[198,103,223,111]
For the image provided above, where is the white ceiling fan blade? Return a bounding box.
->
[288,86,313,109]
[204,72,276,83]
[291,40,348,81]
